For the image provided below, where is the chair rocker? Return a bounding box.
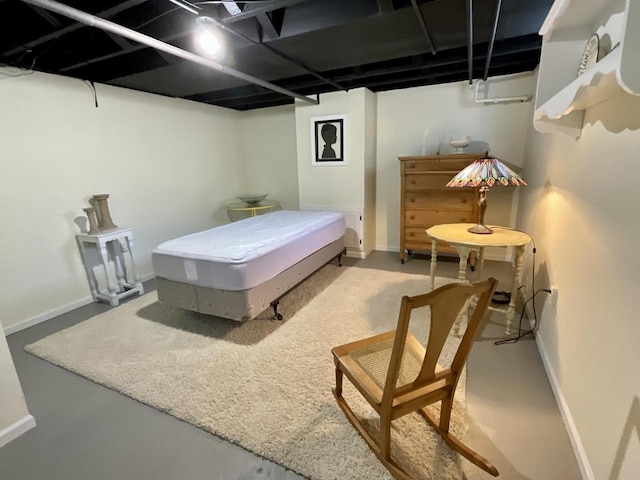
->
[331,278,499,479]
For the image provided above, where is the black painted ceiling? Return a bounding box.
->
[0,0,553,110]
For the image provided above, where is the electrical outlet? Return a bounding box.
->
[549,285,559,306]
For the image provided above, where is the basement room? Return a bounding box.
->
[1,0,639,479]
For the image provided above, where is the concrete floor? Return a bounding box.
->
[0,251,582,479]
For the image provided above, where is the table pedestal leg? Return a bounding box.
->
[506,245,526,335]
[125,236,144,295]
[110,240,127,291]
[478,247,485,281]
[429,239,438,290]
[451,245,476,335]
[77,239,99,302]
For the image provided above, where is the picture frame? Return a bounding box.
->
[310,114,347,166]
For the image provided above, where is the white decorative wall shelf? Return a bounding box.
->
[534,0,640,137]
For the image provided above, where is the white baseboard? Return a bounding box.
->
[4,272,155,336]
[4,296,94,336]
[518,289,593,480]
[345,248,372,259]
[375,245,509,262]
[534,334,594,480]
[0,415,36,449]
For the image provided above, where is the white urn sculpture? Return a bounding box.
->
[449,136,470,153]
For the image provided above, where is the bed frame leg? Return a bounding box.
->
[337,247,346,267]
[271,301,283,321]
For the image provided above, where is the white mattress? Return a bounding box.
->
[152,210,346,291]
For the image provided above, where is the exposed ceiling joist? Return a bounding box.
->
[27,4,62,26]
[0,0,553,111]
[220,0,307,24]
[377,0,394,14]
[20,0,319,105]
[410,0,436,55]
[1,0,149,57]
[256,12,280,40]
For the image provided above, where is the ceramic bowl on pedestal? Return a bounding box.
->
[238,194,268,205]
[449,136,470,153]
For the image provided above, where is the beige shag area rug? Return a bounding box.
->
[26,266,468,480]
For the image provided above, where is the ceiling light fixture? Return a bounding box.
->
[195,16,223,58]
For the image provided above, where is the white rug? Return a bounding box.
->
[26,266,467,480]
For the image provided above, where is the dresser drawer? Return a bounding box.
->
[402,158,476,173]
[404,209,474,226]
[405,173,458,190]
[404,227,457,254]
[404,191,475,210]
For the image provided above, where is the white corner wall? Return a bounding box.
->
[0,330,35,448]
[0,70,246,334]
[375,73,535,256]
[518,91,640,479]
[238,105,299,210]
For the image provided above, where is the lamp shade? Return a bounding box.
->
[446,153,526,188]
[446,152,526,234]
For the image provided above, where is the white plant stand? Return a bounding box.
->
[76,227,144,306]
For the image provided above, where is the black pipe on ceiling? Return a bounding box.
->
[483,0,502,81]
[466,0,473,85]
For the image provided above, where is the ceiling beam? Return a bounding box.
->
[193,13,347,91]
[2,0,150,57]
[218,0,307,24]
[186,39,541,105]
[27,4,62,26]
[105,31,133,50]
[377,0,394,14]
[21,0,319,105]
[410,0,435,55]
[256,12,280,40]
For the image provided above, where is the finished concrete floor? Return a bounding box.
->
[0,251,581,479]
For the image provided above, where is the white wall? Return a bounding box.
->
[375,73,535,256]
[0,70,245,333]
[518,92,640,479]
[238,105,299,210]
[0,330,35,448]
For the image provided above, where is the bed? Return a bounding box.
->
[152,210,346,321]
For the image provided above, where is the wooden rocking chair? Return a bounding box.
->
[331,278,499,479]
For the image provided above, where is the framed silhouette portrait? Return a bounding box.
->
[311,114,347,166]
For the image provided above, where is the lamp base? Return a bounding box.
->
[468,223,493,234]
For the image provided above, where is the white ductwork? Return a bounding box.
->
[473,79,531,104]
[20,0,319,106]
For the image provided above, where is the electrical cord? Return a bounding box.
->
[491,232,552,345]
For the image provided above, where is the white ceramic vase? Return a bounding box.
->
[449,136,470,153]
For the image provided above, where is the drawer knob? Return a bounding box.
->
[410,180,416,185]
[462,198,467,203]
[408,163,416,169]
[410,215,415,220]
[409,232,415,237]
[461,217,466,221]
[410,198,415,203]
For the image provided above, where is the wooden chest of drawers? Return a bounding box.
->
[399,154,481,263]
